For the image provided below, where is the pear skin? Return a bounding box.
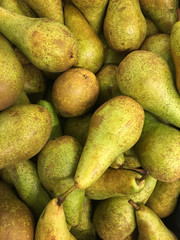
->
[110,153,125,169]
[13,90,30,106]
[35,198,76,240]
[0,104,52,169]
[145,17,160,37]
[17,0,37,17]
[104,0,147,52]
[123,148,141,169]
[0,7,78,72]
[0,0,24,14]
[64,3,104,73]
[74,96,144,189]
[116,50,180,128]
[0,33,24,111]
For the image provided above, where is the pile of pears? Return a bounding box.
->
[0,0,180,239]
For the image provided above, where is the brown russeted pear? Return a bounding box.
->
[0,104,52,169]
[37,135,85,226]
[146,179,180,218]
[71,0,109,34]
[64,3,104,73]
[93,197,136,240]
[71,196,96,240]
[145,17,160,37]
[110,153,125,169]
[0,181,34,240]
[140,33,175,78]
[129,200,178,240]
[23,0,64,23]
[134,112,180,182]
[96,64,121,107]
[85,168,146,200]
[74,96,144,190]
[63,113,92,146]
[0,33,24,111]
[6,159,51,219]
[171,19,180,93]
[0,7,78,72]
[38,100,62,140]
[140,0,178,34]
[35,198,76,240]
[116,50,180,128]
[104,0,147,52]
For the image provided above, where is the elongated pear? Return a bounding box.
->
[104,0,147,52]
[129,201,178,240]
[146,179,180,218]
[64,3,104,73]
[86,168,146,200]
[23,0,64,23]
[116,50,180,128]
[140,0,178,34]
[134,112,180,182]
[74,96,144,190]
[0,7,78,72]
[0,33,24,111]
[35,198,76,240]
[71,0,109,33]
[0,104,52,169]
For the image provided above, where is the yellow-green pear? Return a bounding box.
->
[145,17,160,37]
[0,0,24,14]
[123,148,141,168]
[110,153,125,169]
[17,0,37,17]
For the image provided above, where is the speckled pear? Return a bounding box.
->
[0,0,24,15]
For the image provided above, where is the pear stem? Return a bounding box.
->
[120,166,148,175]
[137,170,149,184]
[128,199,140,210]
[177,8,180,21]
[57,183,78,206]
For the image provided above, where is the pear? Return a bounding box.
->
[35,197,76,240]
[110,153,125,169]
[86,168,146,200]
[6,159,51,219]
[0,104,52,169]
[123,148,141,169]
[145,17,160,37]
[104,0,147,52]
[140,0,178,34]
[93,197,136,240]
[17,0,37,17]
[74,95,144,190]
[63,113,92,146]
[134,112,180,182]
[23,0,64,23]
[129,200,178,240]
[71,0,109,34]
[0,7,78,72]
[64,3,104,73]
[146,179,180,218]
[38,100,62,140]
[0,0,24,14]
[13,90,31,105]
[141,33,175,78]
[13,46,30,65]
[0,33,24,111]
[171,20,180,93]
[116,50,180,128]
[0,181,34,240]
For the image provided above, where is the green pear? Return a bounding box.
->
[38,100,62,140]
[23,0,64,23]
[17,0,37,17]
[93,197,136,240]
[145,17,160,37]
[0,7,78,72]
[0,33,24,111]
[37,135,85,226]
[64,3,104,73]
[129,200,178,240]
[6,159,51,219]
[86,168,146,200]
[96,64,121,107]
[0,181,34,240]
[140,33,175,78]
[146,179,180,218]
[0,0,24,14]
[13,46,30,65]
[13,90,31,106]
[123,148,141,169]
[116,50,180,128]
[0,104,52,169]
[63,113,92,146]
[110,153,125,169]
[171,20,180,93]
[71,196,96,240]
[74,96,144,190]
[104,0,147,52]
[140,0,178,34]
[35,197,76,240]
[71,0,109,34]
[134,112,180,182]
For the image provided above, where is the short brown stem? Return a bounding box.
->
[57,183,79,205]
[128,199,140,210]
